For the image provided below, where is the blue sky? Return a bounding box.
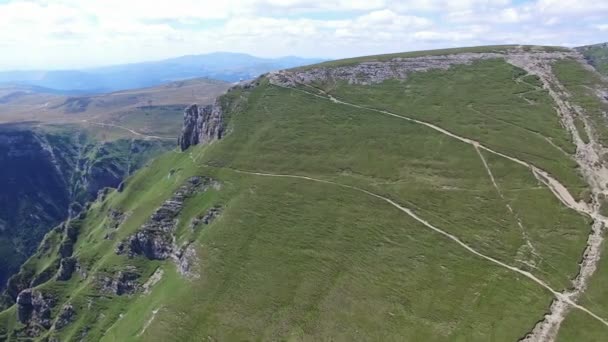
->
[0,0,606,70]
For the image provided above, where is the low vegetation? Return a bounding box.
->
[1,48,606,341]
[552,59,608,146]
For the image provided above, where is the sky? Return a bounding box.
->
[0,0,607,70]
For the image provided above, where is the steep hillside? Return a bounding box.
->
[2,45,608,341]
[0,123,172,293]
[576,43,608,76]
[0,53,325,93]
[0,79,228,293]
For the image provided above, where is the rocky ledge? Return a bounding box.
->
[268,50,582,87]
[16,289,56,336]
[98,266,140,295]
[116,176,220,261]
[178,100,224,151]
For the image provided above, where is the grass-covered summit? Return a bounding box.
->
[2,45,608,341]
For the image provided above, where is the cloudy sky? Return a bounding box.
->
[0,0,606,70]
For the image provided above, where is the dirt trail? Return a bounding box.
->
[81,119,175,141]
[213,165,608,328]
[265,51,608,339]
[276,83,590,216]
[137,307,161,337]
[506,55,608,342]
[474,145,539,267]
[270,59,608,340]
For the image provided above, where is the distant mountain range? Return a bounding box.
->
[0,52,326,94]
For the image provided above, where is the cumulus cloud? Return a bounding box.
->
[0,0,606,70]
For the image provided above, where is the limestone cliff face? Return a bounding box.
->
[268,50,582,87]
[178,100,224,151]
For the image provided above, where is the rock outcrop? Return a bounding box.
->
[56,257,77,281]
[53,303,76,330]
[190,205,223,229]
[116,177,219,260]
[16,289,55,334]
[268,50,582,87]
[178,100,224,151]
[174,244,200,279]
[0,125,173,293]
[98,266,140,295]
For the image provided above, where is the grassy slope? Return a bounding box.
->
[0,55,596,341]
[317,59,586,195]
[552,59,608,146]
[552,58,608,341]
[577,44,608,76]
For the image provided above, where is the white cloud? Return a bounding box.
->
[0,0,606,70]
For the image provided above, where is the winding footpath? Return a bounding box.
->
[81,119,175,141]
[507,55,608,342]
[267,54,608,341]
[211,166,608,329]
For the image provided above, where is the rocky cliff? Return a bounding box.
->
[268,50,583,87]
[0,124,173,293]
[178,100,224,151]
[0,127,71,290]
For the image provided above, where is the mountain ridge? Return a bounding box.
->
[2,44,608,341]
[0,52,326,94]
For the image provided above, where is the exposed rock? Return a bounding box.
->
[173,244,200,279]
[53,303,76,330]
[190,205,223,229]
[56,257,77,281]
[98,266,140,295]
[268,50,581,87]
[59,240,74,259]
[96,187,112,202]
[142,268,164,295]
[117,177,219,260]
[16,289,55,331]
[106,209,125,229]
[178,100,224,151]
[75,262,88,279]
[58,221,80,259]
[121,230,174,260]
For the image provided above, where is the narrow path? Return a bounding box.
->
[270,70,608,340]
[467,104,574,160]
[272,83,590,216]
[507,55,608,342]
[474,145,539,267]
[211,165,608,328]
[81,119,175,141]
[137,307,161,337]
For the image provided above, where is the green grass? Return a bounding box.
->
[552,59,608,146]
[577,44,608,76]
[573,116,590,144]
[556,236,608,341]
[314,59,586,194]
[0,53,599,341]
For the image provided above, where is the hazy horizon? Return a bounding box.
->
[1,0,607,71]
